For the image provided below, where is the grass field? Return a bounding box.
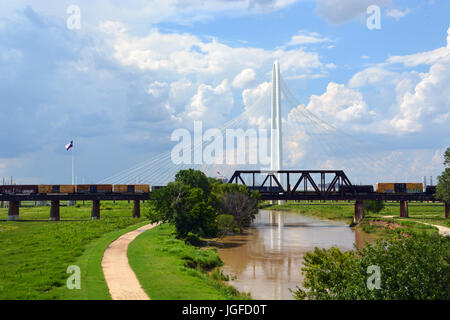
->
[263,200,446,236]
[0,201,146,299]
[128,223,251,300]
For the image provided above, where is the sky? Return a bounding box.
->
[0,0,449,185]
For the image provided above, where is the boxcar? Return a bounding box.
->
[0,185,39,195]
[425,185,436,195]
[39,185,76,194]
[340,185,374,193]
[114,184,150,193]
[377,183,423,194]
[76,184,113,193]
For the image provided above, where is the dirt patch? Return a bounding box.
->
[367,220,407,230]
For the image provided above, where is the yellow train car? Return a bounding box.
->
[376,183,394,193]
[114,184,150,193]
[38,185,75,194]
[377,183,423,194]
[406,183,423,193]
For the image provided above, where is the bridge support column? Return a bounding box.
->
[7,200,20,221]
[50,201,60,221]
[400,200,408,218]
[353,200,365,225]
[133,200,140,218]
[445,202,449,219]
[91,200,100,220]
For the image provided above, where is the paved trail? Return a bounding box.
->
[102,223,159,300]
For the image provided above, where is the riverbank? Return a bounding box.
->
[128,223,251,300]
[263,201,442,239]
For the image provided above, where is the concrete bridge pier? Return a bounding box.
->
[353,200,365,225]
[91,200,100,220]
[400,200,408,218]
[7,200,20,221]
[133,200,140,218]
[50,201,60,221]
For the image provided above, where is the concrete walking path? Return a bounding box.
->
[102,223,159,300]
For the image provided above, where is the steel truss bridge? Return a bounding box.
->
[228,170,437,201]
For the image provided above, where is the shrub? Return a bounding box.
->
[293,233,450,300]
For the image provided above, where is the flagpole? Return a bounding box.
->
[72,143,74,185]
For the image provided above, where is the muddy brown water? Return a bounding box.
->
[217,209,369,300]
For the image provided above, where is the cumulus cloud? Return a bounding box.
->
[303,82,375,125]
[315,0,392,24]
[186,80,234,127]
[350,28,450,134]
[232,68,256,88]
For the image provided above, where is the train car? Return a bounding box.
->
[425,185,436,195]
[76,184,113,193]
[377,183,423,194]
[339,185,374,194]
[0,185,39,195]
[114,184,150,193]
[38,185,75,194]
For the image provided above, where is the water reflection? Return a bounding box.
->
[217,210,359,300]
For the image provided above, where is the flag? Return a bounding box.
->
[65,140,73,151]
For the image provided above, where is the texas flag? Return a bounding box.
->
[65,140,73,151]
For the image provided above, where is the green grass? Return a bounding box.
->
[50,221,150,300]
[264,201,445,238]
[0,201,147,299]
[128,223,251,300]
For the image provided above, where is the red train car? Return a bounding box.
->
[0,185,39,195]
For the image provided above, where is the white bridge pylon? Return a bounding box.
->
[271,61,284,205]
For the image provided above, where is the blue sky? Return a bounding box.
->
[0,0,449,185]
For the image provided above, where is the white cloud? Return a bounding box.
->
[315,0,392,24]
[232,68,256,88]
[303,82,375,125]
[285,31,332,46]
[386,8,411,20]
[186,79,234,126]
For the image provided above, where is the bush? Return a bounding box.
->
[217,214,235,238]
[293,233,450,300]
[363,200,385,214]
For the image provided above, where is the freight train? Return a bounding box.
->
[0,184,151,195]
[0,183,436,196]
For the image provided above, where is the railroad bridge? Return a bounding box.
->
[228,169,448,224]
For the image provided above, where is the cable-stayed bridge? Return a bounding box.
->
[99,61,405,188]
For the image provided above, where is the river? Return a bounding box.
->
[217,209,368,300]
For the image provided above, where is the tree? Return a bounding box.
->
[150,181,217,238]
[363,200,385,214]
[216,214,236,238]
[214,183,260,232]
[175,169,212,198]
[435,147,450,211]
[292,233,450,300]
[444,147,450,167]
